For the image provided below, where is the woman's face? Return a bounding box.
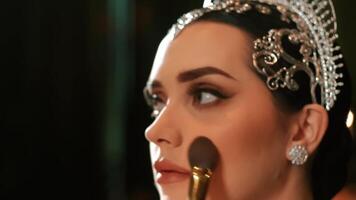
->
[144,21,293,200]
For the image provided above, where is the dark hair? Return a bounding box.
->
[196,4,353,200]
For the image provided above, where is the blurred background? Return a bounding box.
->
[0,0,355,199]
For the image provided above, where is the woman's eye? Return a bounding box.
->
[144,89,166,118]
[196,91,219,105]
[150,94,165,118]
[192,88,228,106]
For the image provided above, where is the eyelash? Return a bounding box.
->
[144,84,230,118]
[144,88,165,118]
[188,85,229,106]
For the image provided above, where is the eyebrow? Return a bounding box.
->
[145,66,237,90]
[177,66,236,82]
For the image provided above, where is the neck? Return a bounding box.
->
[268,166,313,200]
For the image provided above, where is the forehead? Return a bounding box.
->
[149,21,254,82]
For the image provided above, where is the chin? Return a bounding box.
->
[156,180,189,200]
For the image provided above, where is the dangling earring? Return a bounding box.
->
[287,144,309,165]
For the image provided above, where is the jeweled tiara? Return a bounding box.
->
[169,0,344,111]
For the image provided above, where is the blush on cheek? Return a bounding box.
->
[205,97,287,198]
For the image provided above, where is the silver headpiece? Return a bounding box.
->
[169,0,344,110]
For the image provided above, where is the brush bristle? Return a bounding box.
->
[188,136,219,171]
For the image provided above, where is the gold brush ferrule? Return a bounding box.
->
[188,166,213,200]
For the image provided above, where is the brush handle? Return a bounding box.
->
[188,166,212,200]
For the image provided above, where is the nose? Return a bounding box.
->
[145,104,183,148]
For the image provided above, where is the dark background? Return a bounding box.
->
[1,0,355,200]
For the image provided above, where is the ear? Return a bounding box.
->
[286,104,329,156]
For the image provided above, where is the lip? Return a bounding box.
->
[154,159,191,184]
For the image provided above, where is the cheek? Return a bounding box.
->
[217,105,287,167]
[203,97,288,198]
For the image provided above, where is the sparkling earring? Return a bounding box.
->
[288,145,309,165]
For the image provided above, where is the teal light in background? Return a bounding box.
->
[105,0,134,199]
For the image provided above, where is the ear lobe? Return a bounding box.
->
[288,104,329,155]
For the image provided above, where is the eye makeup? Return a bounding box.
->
[143,87,166,118]
[187,82,232,107]
[144,80,234,118]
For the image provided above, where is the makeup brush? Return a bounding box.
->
[188,136,219,200]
